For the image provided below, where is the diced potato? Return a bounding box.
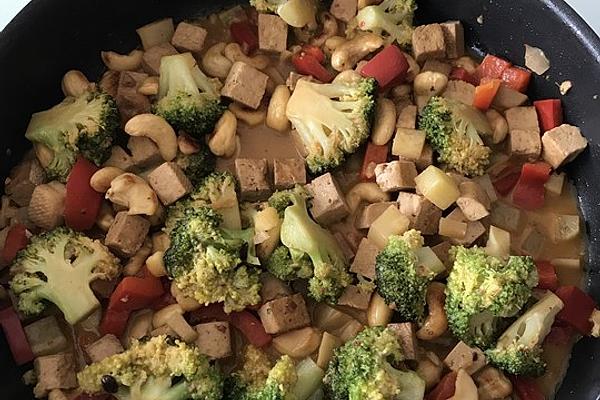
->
[415,246,445,276]
[485,225,511,258]
[367,205,410,249]
[136,18,175,50]
[414,166,460,210]
[317,332,342,369]
[439,217,467,239]
[24,316,67,357]
[367,293,394,327]
[392,128,426,161]
[313,304,363,342]
[272,327,322,358]
[545,173,565,196]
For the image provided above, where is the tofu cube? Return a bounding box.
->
[171,22,207,54]
[273,158,306,190]
[136,18,175,50]
[456,181,491,221]
[195,322,232,359]
[338,285,372,310]
[222,62,269,109]
[375,160,417,192]
[440,21,465,59]
[104,146,135,172]
[392,129,426,161]
[24,316,67,357]
[509,129,541,160]
[84,334,124,363]
[116,71,151,122]
[5,158,45,207]
[258,14,288,53]
[105,212,151,257]
[490,202,522,232]
[505,106,540,133]
[141,42,178,75]
[330,0,357,22]
[412,24,446,63]
[518,225,546,258]
[355,202,398,230]
[33,353,78,398]
[307,173,349,225]
[127,136,163,169]
[147,162,192,206]
[388,323,418,360]
[258,294,311,334]
[444,341,487,375]
[235,158,272,201]
[422,60,452,76]
[541,124,589,168]
[350,238,379,279]
[397,192,442,235]
[492,85,529,111]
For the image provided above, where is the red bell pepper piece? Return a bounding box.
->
[555,285,597,335]
[509,376,544,400]
[0,224,28,266]
[425,371,457,400]
[476,54,512,80]
[229,21,258,54]
[292,47,333,83]
[491,165,522,196]
[536,260,559,291]
[189,303,230,324]
[360,142,389,182]
[360,45,408,88]
[502,66,532,92]
[64,157,103,231]
[0,307,34,365]
[300,44,325,64]
[512,162,552,210]
[534,99,563,132]
[473,79,501,110]
[449,67,479,86]
[545,324,575,346]
[230,310,272,347]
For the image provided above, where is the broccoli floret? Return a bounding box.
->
[445,246,539,349]
[375,229,433,322]
[323,326,426,400]
[9,227,120,325]
[164,206,261,313]
[267,245,314,281]
[25,91,119,182]
[78,335,223,400]
[175,146,216,187]
[224,345,297,400]
[418,96,493,177]
[250,0,318,28]
[286,74,377,174]
[347,0,416,46]
[155,53,226,139]
[268,185,311,217]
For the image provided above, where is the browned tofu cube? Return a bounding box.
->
[330,0,357,22]
[446,208,486,246]
[505,106,540,133]
[412,24,446,63]
[306,173,349,225]
[350,238,378,279]
[104,146,135,171]
[444,341,486,375]
[397,192,442,235]
[415,144,434,171]
[492,85,529,111]
[258,293,310,334]
[222,62,269,109]
[443,80,475,105]
[84,334,124,363]
[542,124,588,168]
[338,285,372,310]
[333,231,356,262]
[141,42,178,75]
[24,316,67,357]
[127,136,163,169]
[194,322,231,359]
[136,18,175,50]
[355,202,398,230]
[171,22,207,54]
[388,323,418,360]
[5,158,45,206]
[33,353,78,398]
[116,71,151,122]
[375,161,417,192]
[258,14,288,53]
[147,162,192,206]
[235,158,272,201]
[509,129,541,161]
[273,158,306,190]
[456,181,491,222]
[422,60,452,76]
[105,212,151,257]
[440,21,465,59]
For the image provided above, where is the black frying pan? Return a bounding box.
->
[1,0,599,398]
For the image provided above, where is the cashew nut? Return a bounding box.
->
[450,369,478,400]
[310,12,339,47]
[90,167,124,193]
[331,33,384,71]
[208,110,238,157]
[124,238,152,276]
[416,351,443,389]
[95,201,114,232]
[403,52,421,82]
[485,109,509,144]
[106,173,159,216]
[101,49,144,72]
[224,42,270,70]
[138,76,159,96]
[414,71,449,96]
[229,102,266,126]
[266,85,291,132]
[417,282,448,340]
[177,133,201,155]
[146,251,167,277]
[371,98,397,145]
[61,70,93,97]
[346,182,391,213]
[124,114,177,161]
[264,66,286,95]
[202,42,233,79]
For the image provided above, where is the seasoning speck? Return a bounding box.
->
[477,15,484,24]
[558,80,573,95]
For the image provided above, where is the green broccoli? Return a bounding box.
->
[250,0,318,28]
[9,227,120,325]
[487,291,564,377]
[347,0,416,46]
[268,185,311,216]
[164,206,261,313]
[175,146,216,187]
[25,91,119,182]
[78,335,223,400]
[445,246,539,349]
[323,326,426,400]
[286,75,377,174]
[267,245,314,281]
[418,96,493,177]
[375,229,434,322]
[155,53,226,139]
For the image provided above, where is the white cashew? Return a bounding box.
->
[229,102,266,126]
[331,33,384,71]
[417,282,448,340]
[124,238,152,276]
[325,36,346,54]
[403,52,420,82]
[146,251,167,277]
[177,133,201,155]
[101,49,144,72]
[202,42,233,79]
[208,110,238,157]
[106,173,159,216]
[266,85,291,132]
[310,12,339,47]
[224,43,270,70]
[450,369,478,400]
[138,76,159,96]
[485,109,509,144]
[124,114,177,161]
[346,182,391,213]
[371,98,397,145]
[61,70,93,97]
[90,167,124,193]
[414,71,448,96]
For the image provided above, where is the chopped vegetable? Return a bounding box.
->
[535,261,559,291]
[360,45,409,87]
[449,67,479,86]
[360,142,389,181]
[0,306,35,365]
[491,164,522,196]
[534,99,563,132]
[512,162,552,210]
[292,46,334,83]
[64,157,103,231]
[501,66,532,92]
[0,224,28,266]
[229,310,272,347]
[476,54,511,80]
[425,371,457,400]
[509,376,545,400]
[524,44,550,75]
[555,285,597,335]
[229,20,259,54]
[473,79,501,110]
[414,165,460,210]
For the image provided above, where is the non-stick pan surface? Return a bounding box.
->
[1,0,599,398]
